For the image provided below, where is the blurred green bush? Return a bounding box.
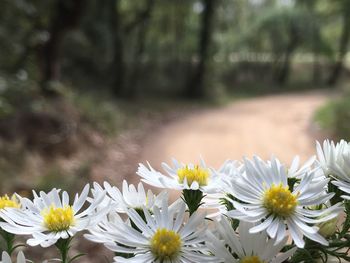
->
[315,90,350,140]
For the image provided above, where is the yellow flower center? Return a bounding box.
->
[150,228,182,260]
[0,194,20,209]
[177,165,209,186]
[263,183,298,218]
[42,205,75,232]
[240,256,264,263]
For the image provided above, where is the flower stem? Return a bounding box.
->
[182,190,204,215]
[56,238,72,263]
[0,229,15,255]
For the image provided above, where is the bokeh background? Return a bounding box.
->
[1,0,350,261]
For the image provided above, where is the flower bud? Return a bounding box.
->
[317,217,338,238]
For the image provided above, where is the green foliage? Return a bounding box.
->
[0,74,40,118]
[35,165,84,194]
[69,91,121,136]
[333,97,350,140]
[314,100,337,130]
[243,6,332,56]
[315,94,350,140]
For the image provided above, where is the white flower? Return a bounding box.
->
[286,155,317,179]
[93,180,167,213]
[0,185,107,247]
[316,139,349,177]
[206,217,297,263]
[137,158,221,193]
[316,140,350,199]
[217,160,243,178]
[202,160,244,218]
[0,251,26,263]
[86,199,216,263]
[84,212,128,245]
[225,156,342,248]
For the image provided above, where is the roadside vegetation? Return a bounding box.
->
[315,85,350,140]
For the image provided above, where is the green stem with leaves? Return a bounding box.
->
[55,237,84,263]
[56,238,70,263]
[0,229,21,255]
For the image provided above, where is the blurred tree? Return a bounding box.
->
[127,0,155,98]
[296,0,323,84]
[242,3,331,85]
[327,0,350,85]
[275,13,300,84]
[109,0,125,97]
[39,0,86,96]
[186,0,216,98]
[110,0,156,98]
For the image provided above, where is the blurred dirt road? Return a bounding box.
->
[140,91,331,171]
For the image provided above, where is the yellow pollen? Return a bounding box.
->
[263,183,298,218]
[240,255,264,263]
[0,194,20,209]
[42,205,75,232]
[177,165,209,186]
[150,228,182,260]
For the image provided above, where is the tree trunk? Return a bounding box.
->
[312,53,321,84]
[186,0,216,99]
[127,0,155,98]
[275,25,299,85]
[39,0,85,96]
[110,0,125,96]
[312,26,321,84]
[327,3,350,86]
[111,0,155,98]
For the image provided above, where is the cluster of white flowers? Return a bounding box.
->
[0,139,350,262]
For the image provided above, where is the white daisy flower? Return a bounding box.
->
[202,160,244,218]
[137,158,220,193]
[86,199,216,263]
[94,180,167,213]
[0,251,26,263]
[316,139,349,177]
[316,139,350,199]
[206,217,297,263]
[0,185,107,247]
[0,194,21,210]
[225,156,342,248]
[85,196,186,248]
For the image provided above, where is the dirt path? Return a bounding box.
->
[139,91,331,171]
